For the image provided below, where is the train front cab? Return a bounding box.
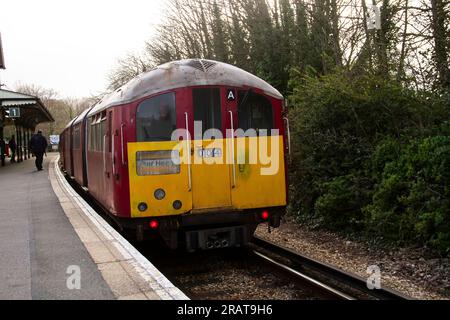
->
[126,87,287,251]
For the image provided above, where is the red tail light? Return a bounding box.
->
[149,220,159,229]
[261,211,269,220]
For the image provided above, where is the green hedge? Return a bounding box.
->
[366,133,450,251]
[288,70,450,252]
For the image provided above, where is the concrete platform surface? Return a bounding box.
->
[0,154,188,300]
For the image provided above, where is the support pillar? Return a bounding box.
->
[29,129,32,158]
[21,127,25,161]
[1,108,5,167]
[18,126,23,163]
[0,125,4,167]
[23,128,28,160]
[27,129,31,159]
[15,125,19,163]
[30,129,34,158]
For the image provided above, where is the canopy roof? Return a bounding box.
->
[0,89,54,129]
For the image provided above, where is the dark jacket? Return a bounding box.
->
[9,138,16,151]
[30,134,48,154]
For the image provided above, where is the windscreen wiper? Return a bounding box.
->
[238,88,252,111]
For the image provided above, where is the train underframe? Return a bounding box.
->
[117,207,285,251]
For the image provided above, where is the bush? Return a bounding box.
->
[365,132,450,251]
[314,174,370,231]
[288,70,450,252]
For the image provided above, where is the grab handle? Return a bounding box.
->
[111,132,115,175]
[229,111,236,188]
[120,123,126,165]
[185,112,192,191]
[103,134,107,173]
[283,117,291,155]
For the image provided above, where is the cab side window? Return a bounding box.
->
[88,111,107,151]
[193,88,221,139]
[73,126,81,149]
[238,91,273,135]
[137,93,176,142]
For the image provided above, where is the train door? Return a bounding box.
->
[229,91,287,209]
[104,110,114,211]
[82,115,89,187]
[190,88,232,210]
[127,92,193,218]
[69,119,77,177]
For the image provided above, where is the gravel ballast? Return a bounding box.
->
[255,216,450,300]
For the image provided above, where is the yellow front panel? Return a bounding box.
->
[231,136,287,209]
[128,136,287,218]
[128,141,192,218]
[192,139,232,209]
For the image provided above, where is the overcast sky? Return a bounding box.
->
[0,0,166,98]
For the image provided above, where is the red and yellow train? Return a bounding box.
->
[60,59,289,251]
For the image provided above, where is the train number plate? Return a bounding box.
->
[198,148,222,158]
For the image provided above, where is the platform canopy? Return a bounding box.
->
[0,89,54,129]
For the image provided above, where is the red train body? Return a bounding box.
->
[60,59,289,251]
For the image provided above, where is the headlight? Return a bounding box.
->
[138,202,148,212]
[136,150,180,176]
[154,188,166,200]
[173,200,182,210]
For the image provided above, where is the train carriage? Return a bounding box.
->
[62,117,78,177]
[72,107,93,187]
[61,59,290,251]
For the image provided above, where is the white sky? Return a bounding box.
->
[0,0,166,98]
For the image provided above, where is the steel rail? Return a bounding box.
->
[253,250,355,300]
[252,236,411,300]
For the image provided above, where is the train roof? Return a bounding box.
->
[87,59,283,117]
[73,105,95,125]
[63,116,79,130]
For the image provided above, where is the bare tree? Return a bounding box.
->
[107,53,154,91]
[106,0,449,92]
[14,83,92,136]
[430,0,449,89]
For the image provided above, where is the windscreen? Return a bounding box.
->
[136,92,176,142]
[238,91,274,135]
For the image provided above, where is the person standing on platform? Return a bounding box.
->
[9,135,17,163]
[29,130,48,171]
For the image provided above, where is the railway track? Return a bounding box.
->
[138,244,339,300]
[250,236,412,300]
[63,167,411,300]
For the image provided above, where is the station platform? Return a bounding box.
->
[0,154,188,300]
